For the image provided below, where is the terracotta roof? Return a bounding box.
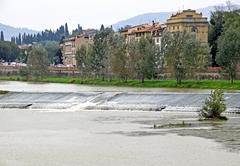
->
[129,23,162,34]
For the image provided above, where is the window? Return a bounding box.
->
[191,27,198,33]
[187,15,193,18]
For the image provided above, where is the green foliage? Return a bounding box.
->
[136,36,160,83]
[109,35,129,81]
[19,66,30,78]
[209,5,240,67]
[199,89,227,120]
[27,44,49,79]
[76,44,91,75]
[162,30,210,85]
[0,31,4,41]
[72,24,83,35]
[126,38,140,79]
[44,41,61,65]
[0,90,8,95]
[65,23,69,36]
[13,23,73,45]
[90,28,114,79]
[223,9,240,30]
[0,41,20,62]
[217,27,240,84]
[208,9,225,67]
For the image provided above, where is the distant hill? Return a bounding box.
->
[0,23,39,41]
[111,5,228,30]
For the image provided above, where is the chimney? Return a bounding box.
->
[152,20,155,26]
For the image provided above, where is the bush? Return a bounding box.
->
[199,89,227,120]
[19,67,29,77]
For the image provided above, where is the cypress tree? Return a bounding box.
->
[11,37,16,43]
[65,23,69,36]
[18,33,22,45]
[100,24,105,31]
[0,31,4,41]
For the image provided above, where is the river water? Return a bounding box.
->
[0,81,240,166]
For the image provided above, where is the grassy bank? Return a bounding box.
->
[0,76,240,90]
[0,90,9,94]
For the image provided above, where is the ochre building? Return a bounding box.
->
[166,9,209,43]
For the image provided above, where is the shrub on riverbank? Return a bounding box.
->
[199,89,227,120]
[0,90,8,95]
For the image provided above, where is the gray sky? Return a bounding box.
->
[0,0,239,30]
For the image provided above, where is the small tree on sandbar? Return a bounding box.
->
[199,89,227,120]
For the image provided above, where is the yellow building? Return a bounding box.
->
[166,9,209,43]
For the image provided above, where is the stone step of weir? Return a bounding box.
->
[85,104,166,111]
[0,103,32,109]
[28,103,74,109]
[87,92,123,104]
[0,92,99,102]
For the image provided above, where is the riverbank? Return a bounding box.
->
[0,90,8,94]
[0,76,240,90]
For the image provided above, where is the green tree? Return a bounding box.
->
[76,44,91,77]
[100,24,105,31]
[18,33,22,45]
[126,38,139,79]
[217,27,240,84]
[136,36,159,83]
[44,41,60,65]
[65,23,69,36]
[109,35,129,81]
[90,28,114,80]
[208,9,225,67]
[27,44,49,79]
[0,41,20,62]
[162,30,210,84]
[199,89,227,120]
[0,31,4,41]
[223,9,240,30]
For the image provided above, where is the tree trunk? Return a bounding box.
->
[231,74,234,84]
[177,77,181,85]
[230,71,234,84]
[141,76,145,84]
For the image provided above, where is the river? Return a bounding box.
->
[0,81,239,166]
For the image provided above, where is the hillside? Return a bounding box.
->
[0,23,39,41]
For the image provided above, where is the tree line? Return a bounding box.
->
[209,3,240,83]
[10,23,83,45]
[75,28,210,84]
[0,40,62,65]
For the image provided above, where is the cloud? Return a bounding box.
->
[0,0,5,8]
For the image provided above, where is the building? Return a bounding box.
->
[120,22,165,46]
[62,35,93,66]
[121,10,208,45]
[166,9,209,43]
[62,29,97,66]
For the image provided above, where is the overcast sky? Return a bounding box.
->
[0,0,239,30]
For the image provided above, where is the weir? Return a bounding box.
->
[0,91,240,112]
